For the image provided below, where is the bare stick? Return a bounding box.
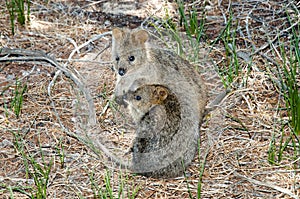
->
[0,47,131,170]
[47,70,68,132]
[234,172,299,199]
[63,32,112,84]
[0,48,97,125]
[56,58,112,65]
[251,19,300,56]
[66,31,112,64]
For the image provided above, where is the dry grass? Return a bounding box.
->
[1,0,299,198]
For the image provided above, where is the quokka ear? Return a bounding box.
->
[153,86,168,103]
[112,27,125,40]
[131,29,149,45]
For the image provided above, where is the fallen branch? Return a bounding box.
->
[0,47,97,126]
[0,46,131,170]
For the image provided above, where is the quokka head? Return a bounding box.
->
[123,84,169,122]
[111,27,149,77]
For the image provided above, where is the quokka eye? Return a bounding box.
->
[116,56,120,61]
[128,56,135,62]
[135,95,142,101]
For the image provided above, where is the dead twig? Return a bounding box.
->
[0,47,97,126]
[66,31,112,65]
[47,70,67,132]
[234,172,299,199]
[0,47,132,170]
[251,19,300,56]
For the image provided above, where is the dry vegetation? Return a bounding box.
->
[0,0,299,198]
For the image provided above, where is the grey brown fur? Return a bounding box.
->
[111,27,207,120]
[110,27,208,178]
[124,84,199,178]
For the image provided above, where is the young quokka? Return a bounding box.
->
[124,83,199,178]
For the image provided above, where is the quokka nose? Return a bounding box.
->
[115,95,128,107]
[118,68,126,76]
